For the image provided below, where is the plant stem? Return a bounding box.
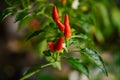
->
[19,62,56,80]
[71,35,87,39]
[41,62,55,68]
[66,38,69,49]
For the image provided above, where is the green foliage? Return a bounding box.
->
[26,30,44,40]
[80,48,108,76]
[0,7,16,22]
[3,0,120,79]
[14,10,29,22]
[43,50,51,57]
[37,39,47,55]
[67,57,89,77]
[17,16,32,31]
[44,26,58,39]
[111,8,120,28]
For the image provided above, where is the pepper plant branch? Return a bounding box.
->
[41,61,57,68]
[71,35,87,39]
[20,61,57,80]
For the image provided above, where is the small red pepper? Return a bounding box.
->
[52,5,59,22]
[56,20,65,31]
[55,37,64,51]
[64,14,72,38]
[48,42,55,52]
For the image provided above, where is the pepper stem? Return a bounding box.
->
[56,51,60,61]
[66,38,69,49]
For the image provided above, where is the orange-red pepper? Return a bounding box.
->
[56,20,65,31]
[52,5,59,22]
[55,37,64,51]
[48,37,64,52]
[64,14,72,38]
[48,42,55,52]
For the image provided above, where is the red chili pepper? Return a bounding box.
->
[64,14,72,38]
[56,20,65,31]
[48,42,55,52]
[52,5,59,22]
[55,37,64,51]
[64,14,69,25]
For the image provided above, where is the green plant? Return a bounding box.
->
[1,0,112,80]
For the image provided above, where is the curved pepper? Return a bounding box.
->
[52,5,59,22]
[55,36,64,51]
[48,42,55,52]
[64,14,72,38]
[56,20,65,31]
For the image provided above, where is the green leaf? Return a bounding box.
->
[80,48,108,76]
[96,3,111,28]
[35,73,54,80]
[111,8,120,28]
[26,30,44,40]
[14,10,29,22]
[17,16,32,31]
[0,7,16,22]
[67,57,89,77]
[43,50,51,57]
[46,57,61,70]
[21,0,29,8]
[38,39,47,56]
[44,26,58,39]
[53,61,61,70]
[20,64,41,80]
[71,34,88,39]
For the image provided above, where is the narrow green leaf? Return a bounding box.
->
[44,26,58,39]
[43,50,51,56]
[38,39,47,56]
[80,48,108,76]
[20,64,41,80]
[0,7,16,22]
[26,30,44,40]
[71,34,88,39]
[14,10,28,22]
[67,57,89,77]
[111,8,120,28]
[21,0,29,8]
[17,16,32,31]
[96,3,111,28]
